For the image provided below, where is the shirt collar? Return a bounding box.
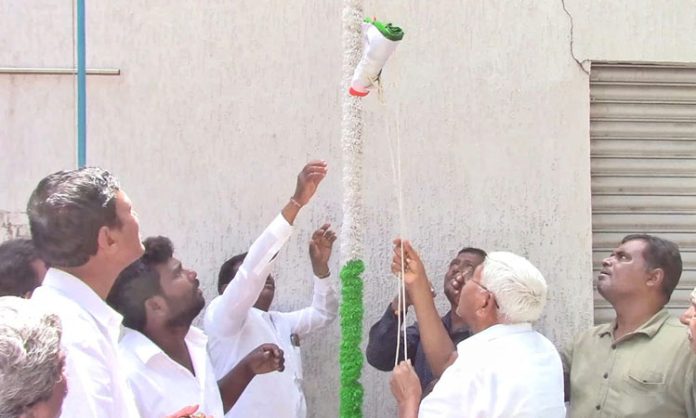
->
[598,308,671,340]
[121,326,208,365]
[41,268,123,341]
[458,322,532,349]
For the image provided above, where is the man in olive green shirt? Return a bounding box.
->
[562,234,696,417]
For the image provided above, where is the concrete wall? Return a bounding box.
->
[2,0,696,416]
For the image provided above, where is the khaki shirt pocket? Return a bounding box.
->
[628,370,665,389]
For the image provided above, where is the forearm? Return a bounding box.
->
[281,199,301,225]
[208,214,292,333]
[217,360,256,413]
[280,276,338,336]
[398,399,420,418]
[409,280,455,377]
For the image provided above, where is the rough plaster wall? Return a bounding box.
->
[2,0,696,416]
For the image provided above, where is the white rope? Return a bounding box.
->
[381,90,409,367]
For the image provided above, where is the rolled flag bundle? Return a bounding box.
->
[349,17,404,97]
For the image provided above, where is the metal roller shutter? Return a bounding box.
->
[591,62,696,324]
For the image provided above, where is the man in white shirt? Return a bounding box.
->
[204,162,338,418]
[107,235,287,417]
[389,241,565,418]
[27,168,146,418]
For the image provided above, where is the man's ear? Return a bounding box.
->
[646,268,665,291]
[97,225,117,255]
[144,295,166,317]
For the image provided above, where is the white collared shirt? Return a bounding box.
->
[31,268,141,418]
[119,326,224,418]
[204,214,338,418]
[419,323,566,418]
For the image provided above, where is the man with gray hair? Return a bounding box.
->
[389,240,565,418]
[0,296,67,418]
[27,167,145,418]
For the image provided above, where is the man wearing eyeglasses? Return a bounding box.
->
[388,240,565,418]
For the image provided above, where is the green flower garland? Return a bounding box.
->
[339,259,365,418]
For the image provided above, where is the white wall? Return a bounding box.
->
[2,0,696,416]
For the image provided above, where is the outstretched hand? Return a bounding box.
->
[243,343,285,375]
[309,223,336,278]
[292,160,328,206]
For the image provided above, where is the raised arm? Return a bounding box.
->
[275,224,338,335]
[217,343,285,412]
[392,239,456,377]
[204,161,328,336]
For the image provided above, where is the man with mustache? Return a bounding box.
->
[107,235,286,418]
[365,247,486,390]
[562,234,696,417]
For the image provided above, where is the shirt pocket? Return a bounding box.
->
[626,368,665,391]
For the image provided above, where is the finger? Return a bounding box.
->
[320,223,331,232]
[305,159,327,168]
[328,234,337,244]
[173,405,199,417]
[305,165,328,175]
[402,241,420,263]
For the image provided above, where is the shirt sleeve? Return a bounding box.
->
[60,337,123,418]
[271,275,338,337]
[204,214,293,337]
[365,304,420,371]
[559,340,573,402]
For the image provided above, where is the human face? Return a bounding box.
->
[445,251,485,306]
[254,275,275,312]
[24,353,67,418]
[679,297,696,354]
[156,257,205,327]
[111,191,144,267]
[455,264,496,326]
[597,239,652,302]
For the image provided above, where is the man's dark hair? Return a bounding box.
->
[0,238,42,297]
[27,167,121,268]
[621,234,683,301]
[106,236,174,332]
[458,247,487,260]
[217,252,248,294]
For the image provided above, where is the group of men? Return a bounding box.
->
[0,162,338,418]
[1,161,696,418]
[369,235,696,417]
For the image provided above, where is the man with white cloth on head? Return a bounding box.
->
[389,240,565,418]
